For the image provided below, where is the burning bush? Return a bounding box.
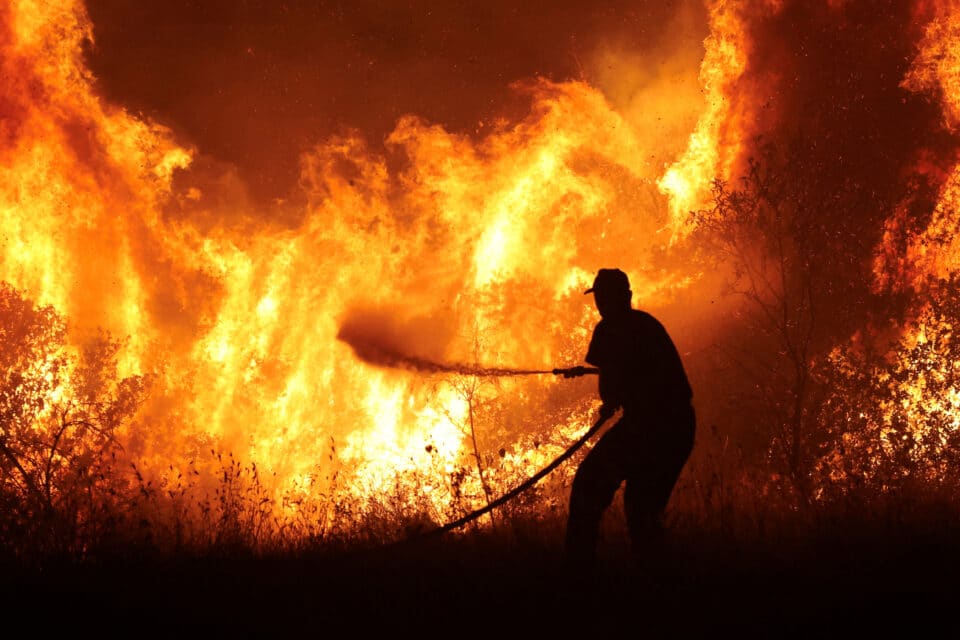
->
[816,276,960,493]
[0,282,149,560]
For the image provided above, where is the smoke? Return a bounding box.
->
[82,0,698,207]
[586,0,708,173]
[337,309,553,377]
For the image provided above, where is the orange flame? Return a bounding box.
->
[1,0,728,531]
[836,1,960,480]
[656,0,764,237]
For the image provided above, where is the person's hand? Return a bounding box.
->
[558,366,588,378]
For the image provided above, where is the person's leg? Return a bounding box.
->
[564,423,634,573]
[623,467,670,574]
[624,406,695,572]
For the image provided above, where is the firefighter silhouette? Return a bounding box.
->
[563,268,695,572]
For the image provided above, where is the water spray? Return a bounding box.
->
[336,327,598,378]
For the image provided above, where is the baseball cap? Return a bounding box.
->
[584,268,631,294]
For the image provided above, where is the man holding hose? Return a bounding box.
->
[563,268,696,574]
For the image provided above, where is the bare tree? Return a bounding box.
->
[440,372,499,528]
[0,282,148,557]
[691,143,847,500]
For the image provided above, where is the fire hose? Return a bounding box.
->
[334,329,609,541]
[413,366,606,540]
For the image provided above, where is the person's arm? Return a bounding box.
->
[595,368,620,419]
[586,322,619,419]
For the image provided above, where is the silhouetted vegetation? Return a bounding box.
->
[0,282,148,562]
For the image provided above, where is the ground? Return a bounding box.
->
[4,525,960,637]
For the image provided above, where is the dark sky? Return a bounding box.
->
[83,0,700,204]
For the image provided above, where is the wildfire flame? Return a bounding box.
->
[0,0,729,530]
[7,0,960,539]
[830,1,960,483]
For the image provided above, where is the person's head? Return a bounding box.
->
[584,268,632,318]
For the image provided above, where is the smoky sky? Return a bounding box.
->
[82,0,704,205]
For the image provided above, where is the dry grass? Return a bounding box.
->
[3,435,960,636]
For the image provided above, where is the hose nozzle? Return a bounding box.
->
[552,366,600,378]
